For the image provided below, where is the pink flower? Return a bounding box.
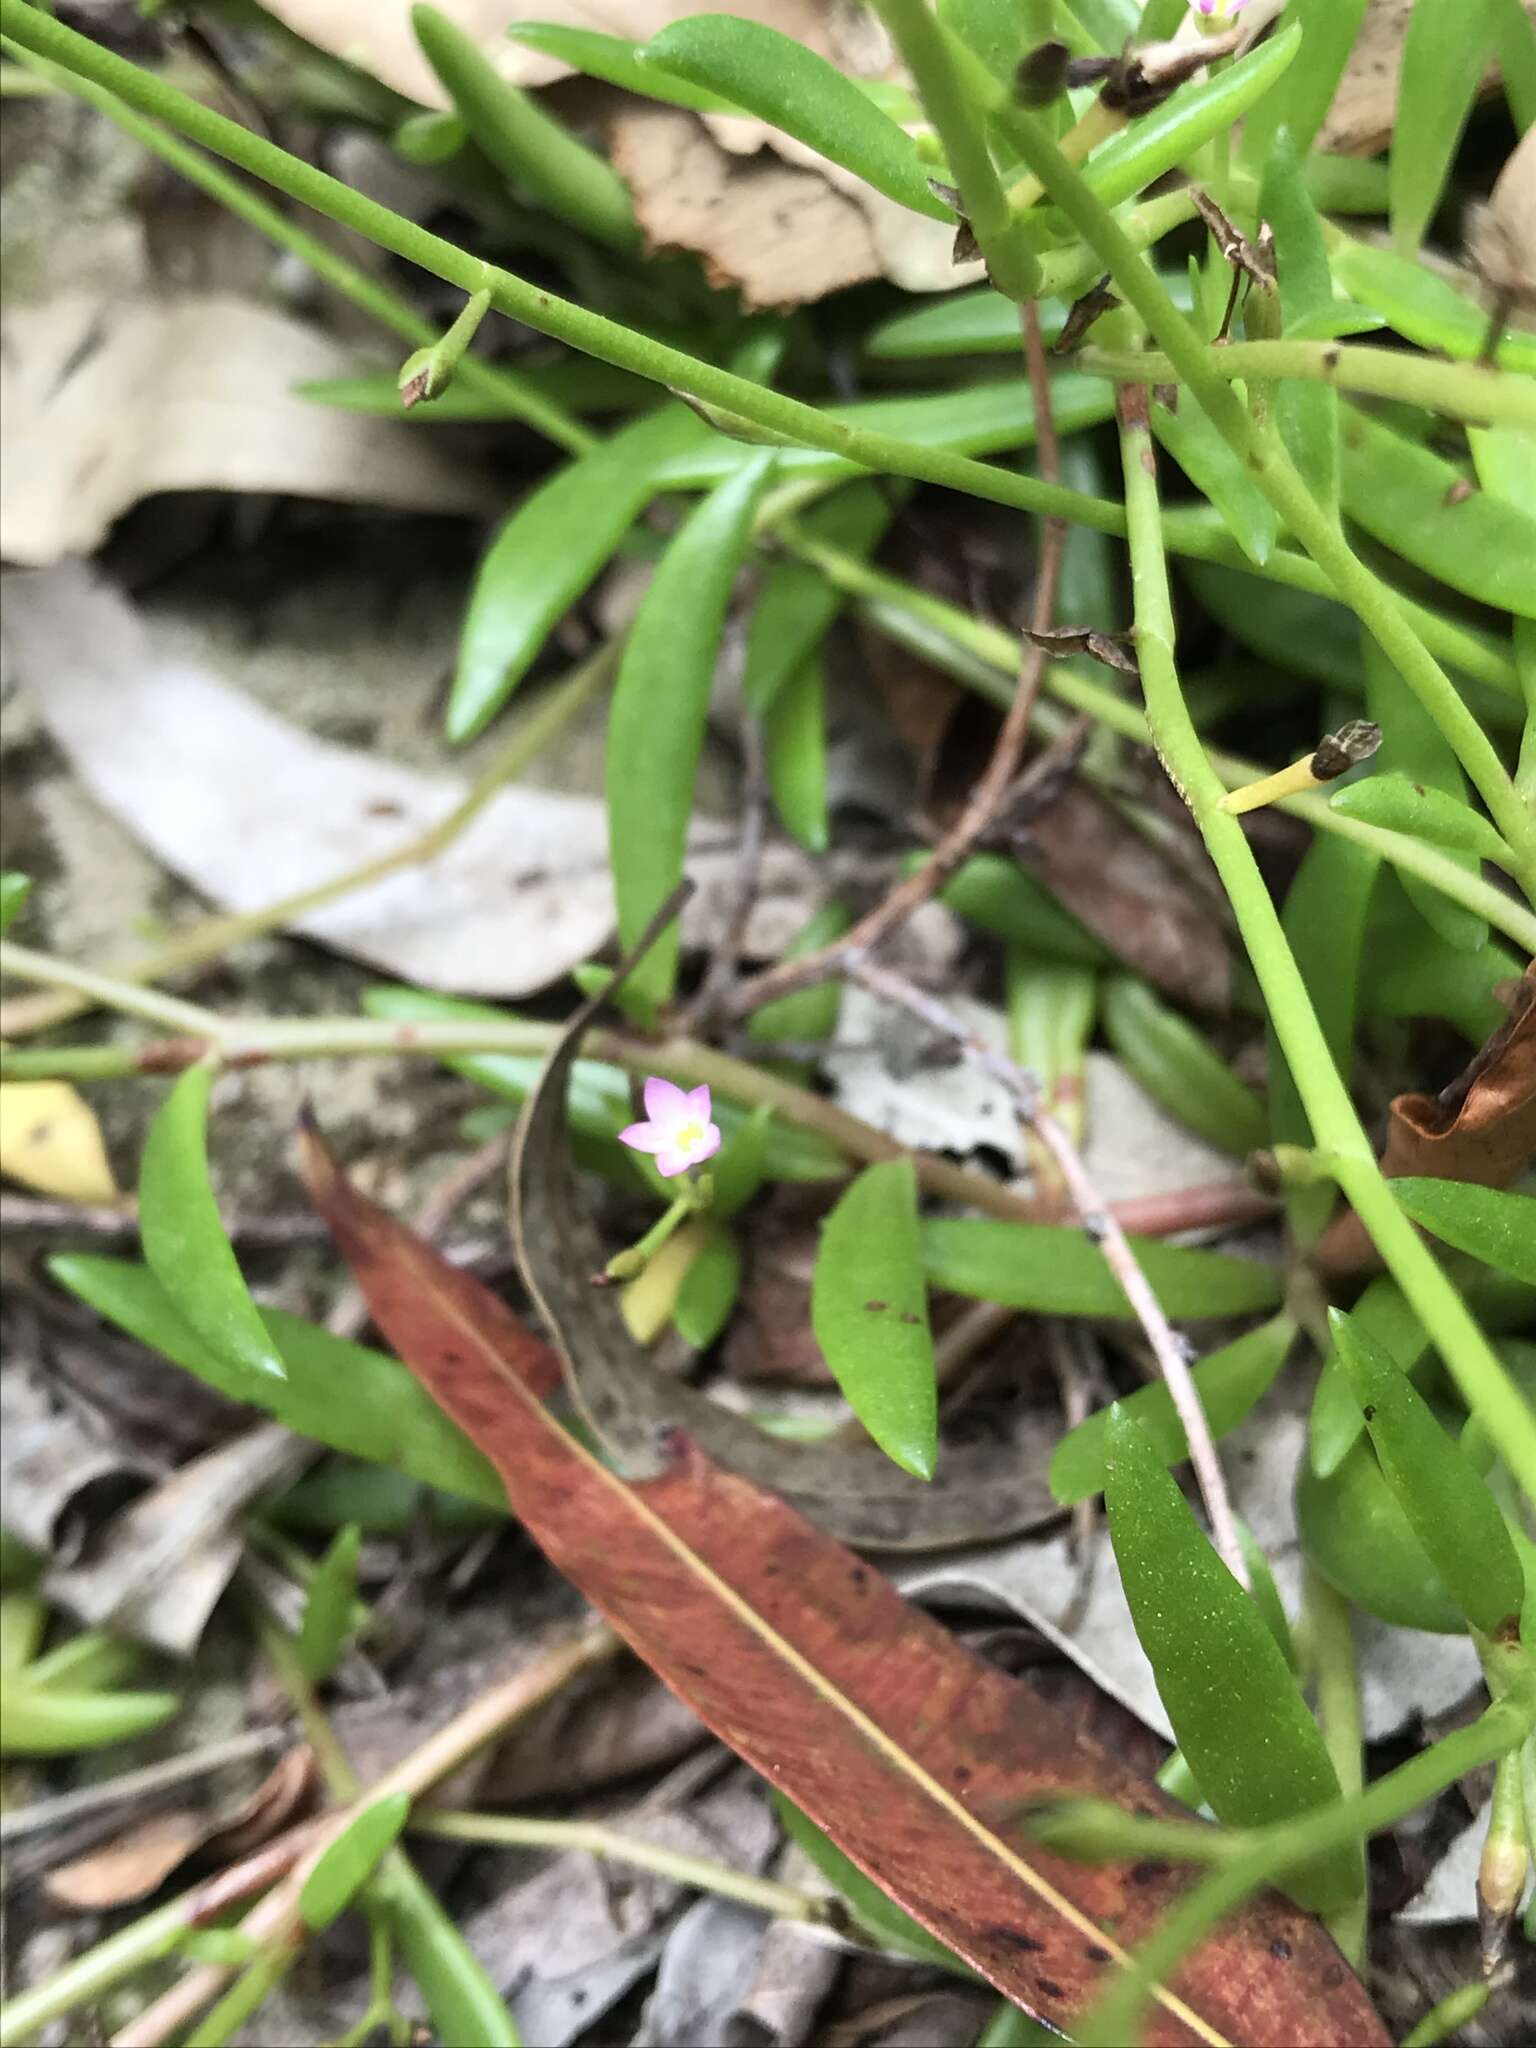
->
[1193,0,1245,15]
[619,1077,722,1178]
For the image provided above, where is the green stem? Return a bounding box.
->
[1078,340,1536,432]
[781,534,1536,951]
[873,0,1039,301]
[605,1190,696,1280]
[1073,1691,1535,2047]
[0,34,593,455]
[1114,393,1536,1506]
[997,97,1536,891]
[1303,1566,1368,1965]
[0,1896,195,2045]
[411,1810,833,1925]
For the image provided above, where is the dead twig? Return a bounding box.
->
[0,1729,289,1846]
[846,955,1251,1592]
[110,1622,621,2048]
[718,301,1067,1025]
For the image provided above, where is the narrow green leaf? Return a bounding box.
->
[743,902,849,1051]
[934,854,1112,967]
[743,481,896,714]
[1298,1434,1469,1634]
[1050,1316,1293,1505]
[1103,1409,1358,1912]
[1057,24,1301,217]
[672,1223,742,1350]
[1100,976,1268,1159]
[50,1256,507,1512]
[920,1218,1284,1319]
[774,1795,965,1968]
[763,650,828,853]
[299,1793,411,1931]
[0,873,30,936]
[1469,425,1536,521]
[138,1067,285,1385]
[938,0,1027,83]
[413,5,638,251]
[296,1523,362,1684]
[811,1160,937,1481]
[506,23,735,110]
[1495,0,1536,126]
[1005,955,1095,1111]
[1058,0,1140,53]
[1151,395,1277,567]
[1328,235,1536,374]
[1389,1179,1536,1287]
[448,404,703,743]
[393,109,467,165]
[1328,1306,1525,1637]
[1308,1274,1424,1479]
[1242,0,1369,163]
[379,1855,522,2047]
[708,1103,774,1219]
[639,16,951,221]
[1361,634,1491,951]
[1236,1519,1295,1667]
[1262,127,1339,515]
[1391,0,1501,253]
[26,1631,142,1693]
[1331,775,1508,867]
[0,1677,180,1755]
[1342,406,1536,619]
[608,450,778,1012]
[1283,302,1386,343]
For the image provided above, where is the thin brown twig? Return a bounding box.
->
[846,955,1251,1591]
[718,301,1067,1026]
[110,1622,621,2048]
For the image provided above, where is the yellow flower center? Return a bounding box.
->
[675,1119,705,1150]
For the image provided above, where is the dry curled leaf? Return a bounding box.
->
[299,1121,1387,2046]
[1024,625,1141,678]
[41,1747,317,1911]
[1318,965,1536,1271]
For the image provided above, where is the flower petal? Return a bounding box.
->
[618,1121,666,1153]
[691,1123,723,1166]
[684,1084,712,1120]
[653,1147,690,1178]
[643,1075,688,1124]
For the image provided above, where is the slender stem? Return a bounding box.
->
[786,536,1536,951]
[411,1810,833,1926]
[998,95,1536,889]
[0,943,218,1034]
[0,36,594,455]
[1073,1690,1536,2048]
[1077,340,1536,431]
[0,643,617,1040]
[847,955,1249,1591]
[1302,1566,1368,1966]
[109,1623,619,2048]
[874,0,1039,301]
[1113,388,1536,1514]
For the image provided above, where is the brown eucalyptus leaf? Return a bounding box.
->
[298,1124,1387,2046]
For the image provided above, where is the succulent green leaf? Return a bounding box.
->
[448,405,704,743]
[1389,1180,1536,1288]
[138,1067,286,1386]
[299,1792,411,1931]
[672,1224,743,1350]
[0,873,31,937]
[1051,1316,1292,1505]
[1328,1306,1525,1637]
[296,1523,362,1685]
[922,1218,1283,1320]
[608,449,778,1012]
[1390,0,1501,254]
[1100,976,1268,1158]
[640,16,952,220]
[1103,1408,1359,1912]
[763,650,829,853]
[811,1160,937,1481]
